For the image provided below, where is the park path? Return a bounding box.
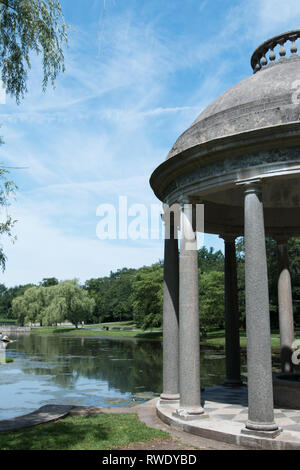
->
[0,399,246,450]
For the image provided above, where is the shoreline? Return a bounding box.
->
[30,326,163,341]
[27,325,285,352]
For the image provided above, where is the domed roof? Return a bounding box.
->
[167,31,300,160]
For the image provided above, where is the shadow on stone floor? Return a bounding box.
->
[201,385,248,407]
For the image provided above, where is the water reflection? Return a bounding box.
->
[0,334,247,420]
[17,335,163,392]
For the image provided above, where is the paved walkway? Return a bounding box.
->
[203,386,300,432]
[0,399,244,450]
[157,386,300,450]
[1,386,300,449]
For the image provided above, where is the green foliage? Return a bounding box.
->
[12,280,95,327]
[236,237,300,328]
[198,246,224,273]
[0,282,34,318]
[235,237,279,327]
[1,247,227,331]
[12,285,47,325]
[0,167,17,271]
[199,271,225,332]
[46,280,95,327]
[235,237,246,327]
[7,237,300,333]
[0,0,67,103]
[132,264,163,330]
[265,238,280,328]
[85,268,137,324]
[39,277,59,287]
[25,286,47,324]
[11,294,26,325]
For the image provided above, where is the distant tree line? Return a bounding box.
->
[1,239,300,331]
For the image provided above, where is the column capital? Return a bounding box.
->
[219,233,238,243]
[161,203,181,234]
[274,235,290,245]
[177,195,191,207]
[177,195,203,207]
[237,179,262,195]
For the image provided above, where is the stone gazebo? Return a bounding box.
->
[150,30,300,439]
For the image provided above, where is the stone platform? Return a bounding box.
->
[157,386,300,450]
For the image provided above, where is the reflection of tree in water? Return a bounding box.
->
[15,335,163,393]
[200,347,247,387]
[13,335,250,394]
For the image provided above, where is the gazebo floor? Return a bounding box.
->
[157,385,300,450]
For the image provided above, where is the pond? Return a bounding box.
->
[0,333,248,420]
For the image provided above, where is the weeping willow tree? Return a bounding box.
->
[0,0,67,103]
[0,1,68,270]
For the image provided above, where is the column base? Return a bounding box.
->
[159,393,180,405]
[173,407,208,421]
[241,421,282,439]
[241,427,282,439]
[223,378,244,387]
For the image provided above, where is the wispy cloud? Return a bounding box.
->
[5,0,298,286]
[0,204,164,287]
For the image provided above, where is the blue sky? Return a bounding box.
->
[1,0,300,287]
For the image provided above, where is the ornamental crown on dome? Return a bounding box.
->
[251,30,300,73]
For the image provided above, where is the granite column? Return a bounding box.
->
[242,182,280,437]
[276,237,295,374]
[175,202,205,420]
[160,213,180,403]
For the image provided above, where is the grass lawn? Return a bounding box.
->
[0,318,16,324]
[203,330,300,349]
[31,322,163,341]
[27,323,300,349]
[0,413,169,451]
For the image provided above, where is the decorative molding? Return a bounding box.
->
[251,30,300,73]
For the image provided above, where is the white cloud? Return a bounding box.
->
[257,0,300,32]
[0,205,164,287]
[0,202,223,287]
[224,0,300,47]
[0,1,251,286]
